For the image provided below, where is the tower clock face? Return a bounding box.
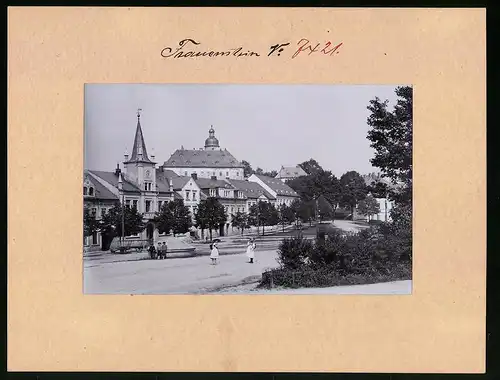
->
[145,169,151,178]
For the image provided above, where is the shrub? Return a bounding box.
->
[308,228,346,269]
[277,236,313,270]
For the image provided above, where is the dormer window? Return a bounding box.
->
[88,187,94,196]
[83,186,88,195]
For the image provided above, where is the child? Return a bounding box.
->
[210,241,219,265]
[246,238,256,264]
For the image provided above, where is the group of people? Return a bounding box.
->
[148,241,168,260]
[209,238,256,265]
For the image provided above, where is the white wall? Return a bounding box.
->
[168,167,244,180]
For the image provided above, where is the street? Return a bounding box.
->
[84,248,281,294]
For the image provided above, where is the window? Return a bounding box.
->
[125,200,131,208]
[185,171,188,176]
[89,187,94,196]
[213,171,216,176]
[210,189,216,197]
[226,171,229,177]
[158,201,162,211]
[83,187,88,195]
[220,172,223,177]
[101,208,106,217]
[192,191,197,201]
[91,208,97,217]
[92,231,98,245]
[185,190,190,200]
[231,206,234,213]
[132,200,138,209]
[145,200,151,212]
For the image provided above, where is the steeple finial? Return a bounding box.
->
[137,108,142,119]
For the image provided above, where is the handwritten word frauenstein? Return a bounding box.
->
[161,39,261,59]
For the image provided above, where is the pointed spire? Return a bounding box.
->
[126,108,153,163]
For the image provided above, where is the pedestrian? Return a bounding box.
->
[210,241,219,265]
[156,242,162,259]
[246,238,256,264]
[148,243,157,260]
[161,241,168,259]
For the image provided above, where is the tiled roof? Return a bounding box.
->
[163,148,244,168]
[275,165,307,179]
[84,171,119,201]
[125,117,154,164]
[89,170,141,193]
[253,174,299,197]
[156,169,191,191]
[227,179,276,200]
[195,177,236,190]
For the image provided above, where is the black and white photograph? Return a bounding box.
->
[83,84,413,295]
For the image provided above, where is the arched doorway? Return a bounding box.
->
[146,223,154,243]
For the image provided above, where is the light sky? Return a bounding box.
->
[84,84,400,177]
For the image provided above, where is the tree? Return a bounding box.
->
[83,207,99,237]
[195,197,227,241]
[357,194,381,221]
[100,202,146,242]
[366,181,389,198]
[263,170,278,178]
[154,199,192,236]
[278,204,295,232]
[248,201,279,236]
[231,211,249,235]
[316,195,334,222]
[241,160,254,177]
[299,158,323,175]
[339,171,368,218]
[255,167,264,175]
[366,86,412,207]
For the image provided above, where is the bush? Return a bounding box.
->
[276,236,313,269]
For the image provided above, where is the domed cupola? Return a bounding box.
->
[204,126,220,150]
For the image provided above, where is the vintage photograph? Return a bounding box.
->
[83,84,412,295]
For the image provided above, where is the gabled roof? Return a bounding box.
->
[275,165,307,179]
[84,171,119,201]
[227,179,276,200]
[125,116,154,164]
[88,170,141,193]
[156,169,191,191]
[163,148,244,168]
[195,177,236,190]
[252,174,299,197]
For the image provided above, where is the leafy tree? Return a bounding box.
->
[195,197,227,241]
[366,181,389,198]
[278,204,296,232]
[241,160,254,177]
[231,211,249,235]
[356,194,381,221]
[249,201,279,236]
[339,171,368,218]
[83,207,100,237]
[154,199,192,236]
[298,200,315,227]
[263,170,278,178]
[100,202,146,242]
[366,86,412,207]
[316,195,334,222]
[299,158,323,176]
[255,167,264,175]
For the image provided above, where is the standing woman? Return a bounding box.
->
[246,238,256,264]
[210,241,220,265]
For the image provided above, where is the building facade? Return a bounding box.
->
[274,165,307,182]
[162,127,245,180]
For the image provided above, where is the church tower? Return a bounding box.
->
[123,109,156,192]
[204,126,220,150]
